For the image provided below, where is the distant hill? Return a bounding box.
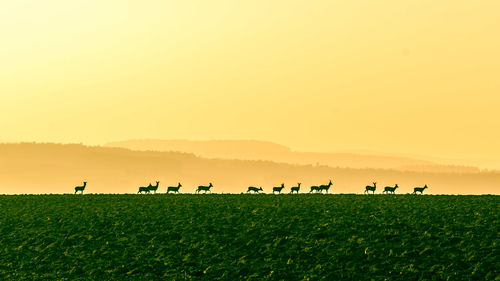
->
[104,139,480,173]
[0,142,497,195]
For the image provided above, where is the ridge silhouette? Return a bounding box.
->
[104,139,483,173]
[1,143,499,195]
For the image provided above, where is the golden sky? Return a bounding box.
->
[1,1,499,168]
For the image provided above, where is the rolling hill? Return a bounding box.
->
[0,142,497,194]
[105,139,480,173]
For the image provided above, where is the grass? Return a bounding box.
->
[0,194,498,280]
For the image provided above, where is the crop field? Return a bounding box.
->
[0,194,498,280]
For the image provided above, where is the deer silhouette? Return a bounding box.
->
[290,183,301,194]
[309,185,320,193]
[365,182,376,194]
[273,183,285,194]
[413,185,428,194]
[148,181,160,194]
[247,186,263,193]
[138,183,152,194]
[74,181,86,194]
[318,180,333,193]
[196,183,213,193]
[383,184,399,194]
[167,183,182,194]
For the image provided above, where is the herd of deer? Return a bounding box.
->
[364,182,428,194]
[137,182,212,194]
[74,180,429,195]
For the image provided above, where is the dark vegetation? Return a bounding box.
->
[0,194,498,280]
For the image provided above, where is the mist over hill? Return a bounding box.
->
[105,139,481,173]
[0,143,498,195]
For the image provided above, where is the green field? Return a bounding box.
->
[0,194,498,280]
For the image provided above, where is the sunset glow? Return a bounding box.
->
[1,1,499,168]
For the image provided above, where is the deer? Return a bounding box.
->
[167,183,182,194]
[138,183,152,194]
[364,182,377,194]
[74,181,86,194]
[383,184,399,194]
[247,186,263,193]
[196,183,213,193]
[309,185,320,193]
[318,180,333,193]
[290,183,301,194]
[148,181,160,194]
[273,183,285,194]
[413,185,428,194]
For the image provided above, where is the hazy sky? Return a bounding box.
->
[1,1,499,168]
